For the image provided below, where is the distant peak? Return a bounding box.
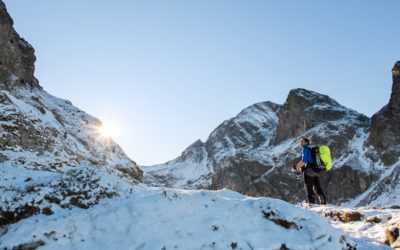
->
[389,61,400,108]
[289,88,326,98]
[240,101,280,114]
[393,61,400,75]
[286,88,341,107]
[190,139,204,148]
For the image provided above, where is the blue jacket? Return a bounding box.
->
[302,145,315,165]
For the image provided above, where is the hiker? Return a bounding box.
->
[295,137,327,205]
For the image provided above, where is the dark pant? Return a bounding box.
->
[303,168,327,204]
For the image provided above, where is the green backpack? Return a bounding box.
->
[313,145,333,171]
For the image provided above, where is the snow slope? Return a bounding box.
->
[1,188,365,250]
[0,86,143,227]
[0,87,141,178]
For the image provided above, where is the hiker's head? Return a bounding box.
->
[300,137,310,147]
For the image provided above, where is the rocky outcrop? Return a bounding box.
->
[368,62,400,165]
[274,89,356,144]
[0,1,38,89]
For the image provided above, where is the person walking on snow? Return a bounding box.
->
[295,137,327,205]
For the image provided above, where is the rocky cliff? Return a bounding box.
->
[368,61,400,165]
[0,1,142,227]
[0,1,38,88]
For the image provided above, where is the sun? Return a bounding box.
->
[96,121,119,138]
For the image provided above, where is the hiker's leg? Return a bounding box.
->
[303,172,316,204]
[313,176,327,205]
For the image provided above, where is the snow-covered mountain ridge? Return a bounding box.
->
[145,70,400,207]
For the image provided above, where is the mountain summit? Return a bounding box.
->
[274,88,364,143]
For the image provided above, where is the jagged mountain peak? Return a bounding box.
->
[180,139,206,162]
[205,100,280,161]
[286,88,345,111]
[188,139,204,148]
[275,88,367,144]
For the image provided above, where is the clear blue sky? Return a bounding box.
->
[5,1,400,165]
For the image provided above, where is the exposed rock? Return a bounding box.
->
[41,207,53,216]
[211,156,273,195]
[321,210,363,223]
[385,226,399,246]
[320,165,377,204]
[274,88,358,144]
[9,240,45,250]
[0,204,40,226]
[262,210,298,230]
[0,1,38,89]
[365,216,382,224]
[368,61,400,165]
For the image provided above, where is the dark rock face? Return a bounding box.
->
[211,159,376,204]
[0,1,38,89]
[320,165,377,204]
[368,62,400,165]
[211,156,273,195]
[275,89,358,144]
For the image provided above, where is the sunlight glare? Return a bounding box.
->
[96,121,120,139]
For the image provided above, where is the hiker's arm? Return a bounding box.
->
[296,160,305,171]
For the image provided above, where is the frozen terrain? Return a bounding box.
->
[1,187,366,250]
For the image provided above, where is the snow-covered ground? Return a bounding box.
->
[308,205,398,250]
[1,187,367,250]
